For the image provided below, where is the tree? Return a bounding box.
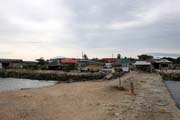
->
[36,57,48,70]
[117,54,121,59]
[83,54,88,60]
[36,57,46,65]
[177,57,180,61]
[162,57,175,62]
[175,57,180,64]
[92,58,99,62]
[162,57,180,64]
[138,54,153,61]
[92,58,98,60]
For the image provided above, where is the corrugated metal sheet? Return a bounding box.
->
[134,61,151,65]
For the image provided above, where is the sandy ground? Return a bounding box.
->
[0,72,179,120]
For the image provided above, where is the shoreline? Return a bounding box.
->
[0,77,57,92]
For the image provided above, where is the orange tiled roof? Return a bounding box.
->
[102,58,118,61]
[61,58,79,64]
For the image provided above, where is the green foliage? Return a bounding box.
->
[91,58,106,63]
[83,54,88,60]
[117,54,121,59]
[36,57,48,70]
[138,54,153,61]
[36,57,47,65]
[162,57,180,64]
[49,59,59,66]
[92,58,99,60]
[23,64,38,70]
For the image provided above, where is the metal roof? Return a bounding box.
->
[134,61,151,65]
[155,59,172,63]
[0,59,23,62]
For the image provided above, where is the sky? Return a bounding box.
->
[0,0,180,60]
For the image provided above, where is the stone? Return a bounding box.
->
[114,113,120,117]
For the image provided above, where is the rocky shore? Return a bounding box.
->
[159,70,180,81]
[0,69,106,82]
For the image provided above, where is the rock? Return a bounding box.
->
[19,94,32,98]
[96,102,101,106]
[107,108,114,111]
[105,74,113,80]
[114,113,120,117]
[159,108,167,113]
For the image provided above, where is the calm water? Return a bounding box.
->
[165,81,180,108]
[0,78,57,92]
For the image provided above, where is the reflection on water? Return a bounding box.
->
[0,78,57,92]
[165,81,180,108]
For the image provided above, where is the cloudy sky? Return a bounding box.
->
[0,0,180,60]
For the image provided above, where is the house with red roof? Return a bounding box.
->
[61,58,79,64]
[102,58,118,63]
[48,58,79,71]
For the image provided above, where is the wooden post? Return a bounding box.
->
[118,76,125,90]
[119,77,121,88]
[129,82,136,96]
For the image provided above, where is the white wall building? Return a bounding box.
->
[134,61,152,72]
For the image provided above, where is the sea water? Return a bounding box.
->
[0,78,56,92]
[165,81,180,108]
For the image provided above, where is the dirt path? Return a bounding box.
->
[0,72,179,120]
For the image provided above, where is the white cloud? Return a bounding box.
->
[0,0,180,60]
[108,0,180,30]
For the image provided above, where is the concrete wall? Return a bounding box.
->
[122,63,129,72]
[122,67,129,72]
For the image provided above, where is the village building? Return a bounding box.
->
[138,54,153,61]
[152,59,172,70]
[134,61,152,72]
[48,56,65,70]
[112,58,131,72]
[48,57,79,71]
[101,58,118,70]
[102,58,118,63]
[61,58,79,71]
[76,60,103,72]
[0,59,23,69]
[104,63,112,69]
[174,64,180,70]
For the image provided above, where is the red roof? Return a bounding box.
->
[61,58,79,64]
[102,58,118,61]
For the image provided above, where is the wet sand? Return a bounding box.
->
[0,72,179,120]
